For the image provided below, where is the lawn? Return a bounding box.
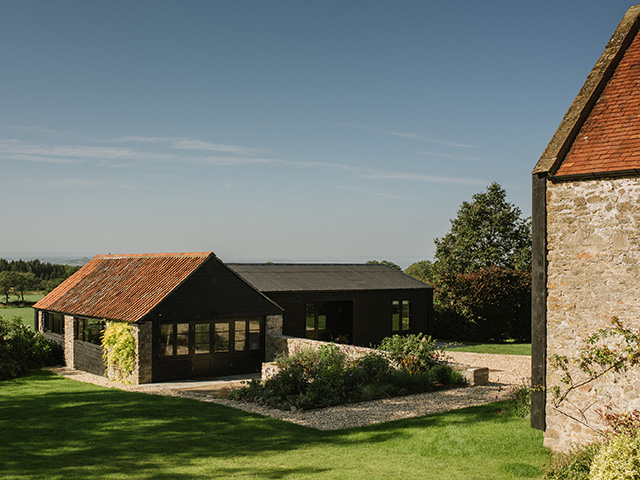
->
[0,370,548,479]
[442,341,532,356]
[0,293,44,329]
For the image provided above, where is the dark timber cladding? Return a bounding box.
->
[531,173,547,431]
[147,256,283,381]
[228,263,433,346]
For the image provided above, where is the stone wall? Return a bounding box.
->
[64,315,74,368]
[545,177,640,451]
[135,322,153,384]
[262,334,488,386]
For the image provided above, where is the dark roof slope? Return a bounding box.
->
[534,5,640,178]
[33,252,213,322]
[227,263,432,293]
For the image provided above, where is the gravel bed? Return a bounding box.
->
[46,351,531,431]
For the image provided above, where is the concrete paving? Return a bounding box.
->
[139,372,260,397]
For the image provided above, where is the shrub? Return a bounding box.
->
[434,267,531,342]
[498,379,532,418]
[377,333,443,373]
[598,408,640,439]
[589,435,640,480]
[543,442,601,480]
[0,315,60,380]
[231,340,464,410]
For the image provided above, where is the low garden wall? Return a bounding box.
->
[263,334,489,386]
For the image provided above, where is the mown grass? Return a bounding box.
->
[0,293,44,329]
[0,370,548,479]
[442,341,531,356]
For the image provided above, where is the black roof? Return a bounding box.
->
[226,263,432,293]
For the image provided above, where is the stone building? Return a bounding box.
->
[531,5,640,451]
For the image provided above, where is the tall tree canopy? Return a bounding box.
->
[433,182,531,276]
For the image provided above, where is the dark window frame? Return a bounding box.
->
[74,317,106,345]
[392,300,411,333]
[305,303,328,332]
[44,312,64,335]
[159,318,264,357]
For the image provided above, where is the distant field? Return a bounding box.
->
[441,341,531,356]
[0,293,44,329]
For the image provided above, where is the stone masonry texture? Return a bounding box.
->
[545,177,640,451]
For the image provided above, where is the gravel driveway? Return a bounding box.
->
[47,351,531,431]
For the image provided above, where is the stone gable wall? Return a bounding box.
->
[545,177,640,450]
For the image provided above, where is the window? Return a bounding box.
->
[75,318,105,345]
[44,312,64,334]
[234,319,263,352]
[159,322,194,356]
[194,323,211,354]
[392,300,411,332]
[160,324,174,356]
[305,303,328,332]
[214,322,230,352]
[235,320,247,351]
[248,320,261,350]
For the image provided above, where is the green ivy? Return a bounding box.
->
[101,321,135,383]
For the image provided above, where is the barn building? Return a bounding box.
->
[532,4,640,450]
[34,252,432,384]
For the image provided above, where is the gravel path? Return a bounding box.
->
[46,351,531,431]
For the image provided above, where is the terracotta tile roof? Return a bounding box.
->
[33,252,213,322]
[556,25,640,177]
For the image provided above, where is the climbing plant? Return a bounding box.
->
[550,317,640,431]
[101,321,136,383]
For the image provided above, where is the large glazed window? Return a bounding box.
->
[392,300,411,333]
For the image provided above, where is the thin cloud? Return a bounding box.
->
[419,151,484,162]
[288,160,363,173]
[113,135,267,156]
[0,138,279,167]
[197,156,282,166]
[0,139,172,163]
[342,124,477,148]
[362,171,487,186]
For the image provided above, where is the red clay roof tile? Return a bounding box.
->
[33,252,213,322]
[556,27,640,176]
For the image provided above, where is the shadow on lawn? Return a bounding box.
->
[0,370,525,479]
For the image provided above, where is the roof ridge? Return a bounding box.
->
[95,252,214,259]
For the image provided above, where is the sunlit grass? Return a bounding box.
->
[441,341,531,356]
[0,370,548,479]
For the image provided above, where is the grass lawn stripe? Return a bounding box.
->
[0,370,548,479]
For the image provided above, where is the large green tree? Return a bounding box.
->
[421,183,532,341]
[433,182,531,276]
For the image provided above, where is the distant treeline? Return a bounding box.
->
[0,259,81,300]
[0,259,80,281]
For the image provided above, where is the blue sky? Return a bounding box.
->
[1,1,636,266]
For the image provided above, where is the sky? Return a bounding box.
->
[1,1,637,267]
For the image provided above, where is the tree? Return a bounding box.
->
[13,272,38,302]
[404,260,437,285]
[0,271,18,304]
[366,260,402,271]
[433,182,531,276]
[427,183,532,341]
